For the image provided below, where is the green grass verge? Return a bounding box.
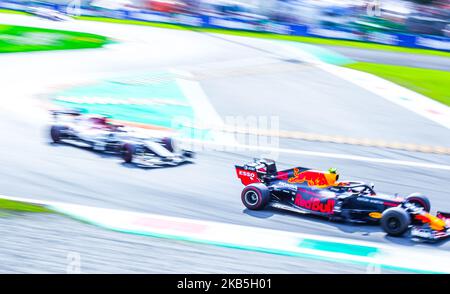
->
[0,199,53,213]
[0,23,111,53]
[75,15,450,58]
[0,8,31,16]
[345,62,450,106]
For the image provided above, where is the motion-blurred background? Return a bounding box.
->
[0,0,449,274]
[8,0,450,37]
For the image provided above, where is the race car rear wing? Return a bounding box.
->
[51,109,83,117]
[235,158,342,188]
[235,158,277,186]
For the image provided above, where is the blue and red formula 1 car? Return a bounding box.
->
[235,158,450,242]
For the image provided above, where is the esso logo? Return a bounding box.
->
[239,170,255,179]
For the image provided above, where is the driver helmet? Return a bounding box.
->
[89,116,107,125]
[327,167,340,184]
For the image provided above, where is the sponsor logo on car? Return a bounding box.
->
[277,182,297,191]
[236,168,261,185]
[288,168,332,188]
[294,194,335,214]
[357,198,384,205]
[238,170,256,179]
[369,212,382,219]
[411,228,434,239]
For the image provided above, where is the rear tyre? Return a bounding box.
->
[381,207,411,237]
[122,143,136,163]
[241,183,270,210]
[50,125,68,143]
[406,193,431,212]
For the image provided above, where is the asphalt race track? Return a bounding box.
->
[0,213,401,273]
[0,14,449,273]
[323,45,450,70]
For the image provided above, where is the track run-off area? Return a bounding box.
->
[0,13,450,273]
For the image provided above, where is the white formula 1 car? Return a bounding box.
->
[49,110,194,166]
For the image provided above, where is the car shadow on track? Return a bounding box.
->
[120,161,194,170]
[244,207,382,236]
[243,207,449,248]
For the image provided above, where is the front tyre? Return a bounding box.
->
[122,143,136,163]
[50,125,68,143]
[381,207,411,237]
[182,150,195,159]
[241,183,270,210]
[406,193,431,212]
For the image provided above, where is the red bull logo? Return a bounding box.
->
[288,168,336,188]
[415,213,446,231]
[294,193,335,214]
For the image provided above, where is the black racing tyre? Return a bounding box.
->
[406,193,431,212]
[381,207,411,237]
[161,137,175,153]
[241,183,271,210]
[122,143,136,163]
[50,125,68,143]
[182,150,195,159]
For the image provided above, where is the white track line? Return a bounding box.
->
[180,138,450,171]
[170,69,237,145]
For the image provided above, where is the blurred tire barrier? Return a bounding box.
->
[1,0,448,52]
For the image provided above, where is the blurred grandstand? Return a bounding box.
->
[3,0,450,37]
